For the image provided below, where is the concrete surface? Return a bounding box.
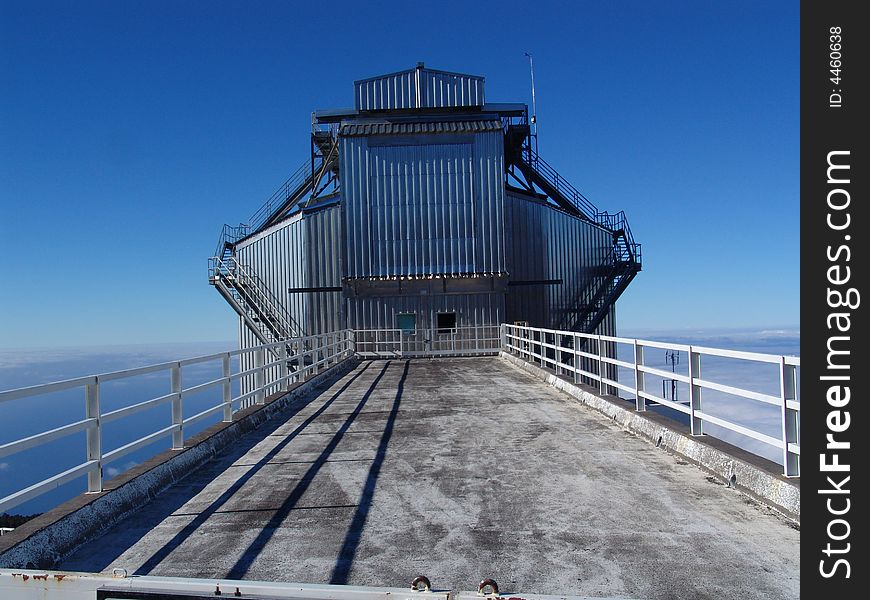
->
[500,352,801,519]
[0,356,359,569]
[58,358,799,600]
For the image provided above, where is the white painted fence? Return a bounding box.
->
[0,332,354,514]
[0,324,799,515]
[501,324,800,477]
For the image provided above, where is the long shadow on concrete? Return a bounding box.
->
[224,361,395,579]
[131,362,378,576]
[329,360,409,584]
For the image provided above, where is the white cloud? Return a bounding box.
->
[0,462,9,471]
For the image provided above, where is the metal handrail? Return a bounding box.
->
[246,160,313,234]
[224,257,303,338]
[0,331,355,514]
[0,324,799,515]
[212,224,250,264]
[522,145,599,217]
[210,256,305,340]
[501,323,800,477]
[521,146,641,267]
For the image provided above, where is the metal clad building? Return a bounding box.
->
[340,120,505,278]
[354,64,485,111]
[210,63,640,356]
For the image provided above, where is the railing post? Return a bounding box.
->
[573,333,580,385]
[304,338,311,376]
[499,324,507,353]
[317,335,323,372]
[222,354,233,422]
[289,341,299,385]
[171,363,184,449]
[329,332,335,366]
[279,343,289,391]
[780,358,800,477]
[634,340,645,411]
[688,347,703,435]
[255,347,266,404]
[597,335,605,395]
[86,380,102,493]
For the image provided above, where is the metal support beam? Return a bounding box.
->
[85,381,102,493]
[688,348,703,436]
[222,355,233,422]
[171,364,184,450]
[634,341,645,412]
[279,344,289,391]
[255,348,266,405]
[597,336,605,395]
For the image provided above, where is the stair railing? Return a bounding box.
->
[222,257,303,339]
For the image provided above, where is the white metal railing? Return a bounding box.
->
[501,323,800,477]
[353,326,502,358]
[0,324,800,516]
[0,331,354,514]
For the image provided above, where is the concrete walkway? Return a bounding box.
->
[60,358,799,600]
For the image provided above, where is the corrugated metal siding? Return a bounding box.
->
[341,120,501,137]
[340,129,505,278]
[304,207,343,334]
[354,68,484,111]
[235,205,343,337]
[504,191,612,331]
[235,215,308,336]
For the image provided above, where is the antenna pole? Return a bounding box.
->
[524,52,538,153]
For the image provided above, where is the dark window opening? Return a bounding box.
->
[436,312,457,334]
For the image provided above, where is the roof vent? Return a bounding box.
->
[416,62,425,69]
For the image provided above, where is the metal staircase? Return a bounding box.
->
[505,130,642,334]
[208,127,340,344]
[209,256,304,345]
[558,226,640,333]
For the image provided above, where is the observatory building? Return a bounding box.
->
[209,64,641,353]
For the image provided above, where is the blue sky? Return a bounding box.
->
[0,0,799,348]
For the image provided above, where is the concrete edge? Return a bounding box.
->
[499,352,800,522]
[0,356,360,569]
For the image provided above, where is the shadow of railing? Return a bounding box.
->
[330,360,410,584]
[224,361,394,579]
[133,362,376,576]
